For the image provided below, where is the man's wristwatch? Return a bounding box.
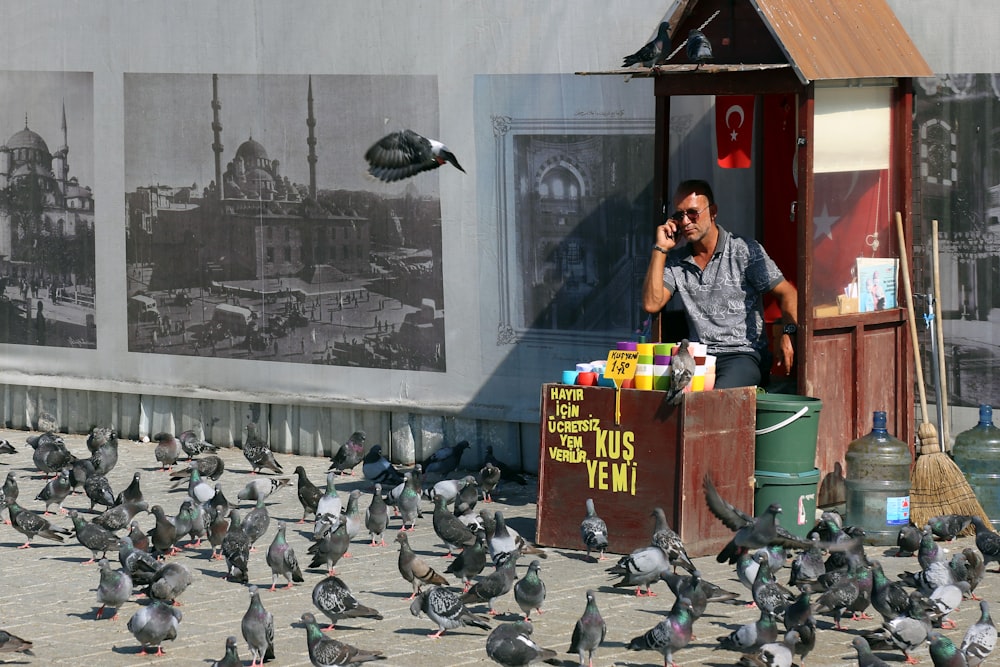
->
[782,323,798,336]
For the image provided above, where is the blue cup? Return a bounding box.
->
[561,370,579,384]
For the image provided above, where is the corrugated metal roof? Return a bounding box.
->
[747,0,933,83]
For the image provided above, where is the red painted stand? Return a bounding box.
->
[536,384,756,558]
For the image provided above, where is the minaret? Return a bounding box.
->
[211,74,224,203]
[306,76,317,199]
[57,101,69,183]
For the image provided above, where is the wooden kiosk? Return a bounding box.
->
[537,0,933,556]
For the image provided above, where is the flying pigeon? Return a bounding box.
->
[622,21,671,68]
[240,422,283,475]
[513,559,547,622]
[410,585,491,638]
[665,339,695,405]
[328,430,366,475]
[961,600,997,667]
[96,558,133,620]
[300,612,387,666]
[365,483,389,547]
[293,465,322,523]
[626,597,695,667]
[210,636,242,667]
[365,129,465,183]
[580,498,608,562]
[241,585,275,667]
[266,522,304,590]
[486,621,559,667]
[421,440,471,478]
[686,29,714,65]
[152,432,182,472]
[311,574,383,630]
[362,444,404,486]
[569,589,606,667]
[650,506,696,573]
[396,530,449,599]
[127,599,181,657]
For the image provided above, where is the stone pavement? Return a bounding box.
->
[0,426,995,666]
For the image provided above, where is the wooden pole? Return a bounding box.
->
[931,219,950,449]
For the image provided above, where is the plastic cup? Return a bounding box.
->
[634,375,653,390]
[691,375,706,391]
[704,369,716,391]
[576,371,597,386]
[636,343,654,357]
[561,370,579,384]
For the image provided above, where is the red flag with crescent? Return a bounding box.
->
[716,95,754,168]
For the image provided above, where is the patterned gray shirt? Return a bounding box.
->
[661,224,785,357]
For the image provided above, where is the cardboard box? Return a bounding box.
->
[838,295,859,314]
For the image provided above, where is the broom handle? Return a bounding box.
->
[896,212,929,423]
[931,219,951,449]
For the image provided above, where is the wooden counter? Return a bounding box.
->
[536,384,756,558]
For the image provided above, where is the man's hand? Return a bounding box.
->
[654,219,679,252]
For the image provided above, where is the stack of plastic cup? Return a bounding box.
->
[653,354,671,391]
[704,354,717,390]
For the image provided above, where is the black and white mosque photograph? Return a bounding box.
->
[123,73,448,371]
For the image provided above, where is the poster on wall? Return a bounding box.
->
[0,71,95,349]
[123,74,447,371]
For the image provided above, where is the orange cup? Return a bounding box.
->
[576,371,597,386]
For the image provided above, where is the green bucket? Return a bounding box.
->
[755,393,822,474]
[754,468,820,539]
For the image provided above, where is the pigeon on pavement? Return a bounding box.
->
[569,589,606,667]
[365,130,465,183]
[396,530,449,599]
[365,483,389,547]
[737,630,798,667]
[580,498,608,562]
[152,432,182,472]
[237,476,290,504]
[484,445,527,487]
[627,597,695,667]
[127,599,181,657]
[479,464,501,503]
[242,498,271,550]
[35,468,72,514]
[514,559,547,621]
[622,21,671,68]
[96,557,133,620]
[0,627,33,656]
[961,600,997,667]
[222,509,251,583]
[240,422,283,475]
[929,514,973,541]
[607,544,671,597]
[210,636,242,667]
[241,585,275,666]
[718,605,778,653]
[462,550,520,615]
[266,522,304,590]
[96,499,147,533]
[410,585,491,638]
[301,612,386,666]
[665,339,695,405]
[852,635,893,667]
[293,465,322,523]
[971,517,1000,572]
[362,444,404,486]
[308,515,350,576]
[170,456,224,484]
[650,506,696,573]
[328,431,366,475]
[897,523,921,557]
[432,494,477,557]
[421,440,471,478]
[311,575,383,630]
[144,561,193,606]
[928,630,970,667]
[486,621,559,666]
[69,510,120,563]
[446,528,489,592]
[178,428,218,459]
[6,500,71,547]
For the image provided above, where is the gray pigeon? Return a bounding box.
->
[660,569,740,619]
[362,444,404,486]
[211,636,242,667]
[861,608,932,664]
[240,422,284,474]
[221,509,251,583]
[486,510,547,563]
[301,612,386,666]
[622,21,671,68]
[686,29,713,65]
[626,597,695,667]
[514,559,546,621]
[665,339,695,405]
[308,515,350,575]
[0,627,33,656]
[311,574,383,630]
[152,432,182,472]
[144,561,193,605]
[316,472,342,518]
[580,498,608,562]
[266,522,304,590]
[961,600,997,667]
[410,585,491,638]
[293,465,322,523]
[69,510,120,563]
[607,544,671,596]
[486,621,558,666]
[432,494,477,557]
[569,589,605,667]
[35,468,73,514]
[918,523,948,569]
[118,535,161,586]
[178,428,218,459]
[328,431,366,475]
[396,472,422,531]
[241,585,275,665]
[365,129,465,183]
[7,500,72,547]
[94,500,148,533]
[88,428,119,475]
[149,504,178,557]
[479,463,501,503]
[737,630,798,667]
[651,506,696,573]
[421,440,470,478]
[173,498,207,548]
[897,523,921,556]
[96,557,133,620]
[170,455,224,483]
[28,431,75,476]
[462,550,520,615]
[0,439,16,455]
[242,497,271,550]
[84,472,117,510]
[185,467,215,504]
[971,517,1000,572]
[929,514,973,541]
[396,530,449,598]
[852,635,893,667]
[446,528,489,592]
[928,630,970,667]
[127,599,181,657]
[718,605,778,653]
[365,483,389,547]
[238,476,290,504]
[342,489,364,547]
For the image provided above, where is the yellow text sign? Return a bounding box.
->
[604,350,638,383]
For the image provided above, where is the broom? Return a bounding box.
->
[896,212,989,530]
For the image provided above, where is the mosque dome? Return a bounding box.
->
[235,136,268,167]
[7,127,50,154]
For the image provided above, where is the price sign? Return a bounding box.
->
[604,350,638,383]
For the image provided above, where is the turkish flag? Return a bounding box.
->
[812,169,891,305]
[716,95,754,168]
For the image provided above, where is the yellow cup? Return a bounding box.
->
[691,375,705,392]
[634,374,654,390]
[636,343,655,357]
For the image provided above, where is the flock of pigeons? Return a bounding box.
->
[2,423,999,666]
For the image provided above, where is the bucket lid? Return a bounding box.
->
[756,393,822,408]
[754,467,821,482]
